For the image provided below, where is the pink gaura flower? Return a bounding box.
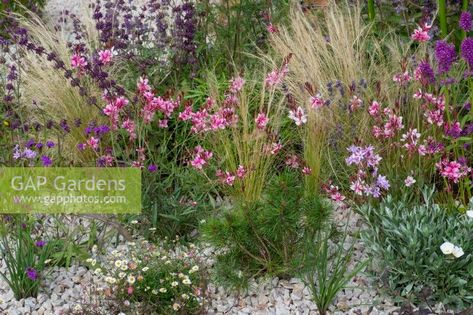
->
[302,166,312,175]
[268,142,282,155]
[368,101,381,117]
[404,176,416,187]
[236,165,246,178]
[137,76,151,94]
[122,119,137,140]
[401,128,421,153]
[190,146,213,170]
[288,107,307,126]
[71,54,87,69]
[265,64,288,87]
[393,71,412,86]
[411,23,431,42]
[98,48,116,65]
[310,93,325,109]
[87,136,99,150]
[255,112,269,129]
[436,158,471,183]
[267,23,279,33]
[229,76,245,94]
[158,119,168,128]
[285,154,300,168]
[179,106,193,121]
[349,95,363,112]
[224,172,236,186]
[323,183,346,202]
[350,179,365,196]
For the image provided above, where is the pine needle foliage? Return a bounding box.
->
[201,171,333,290]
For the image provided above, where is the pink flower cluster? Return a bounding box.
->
[322,182,346,202]
[190,146,213,170]
[216,165,246,186]
[98,48,116,65]
[103,95,130,129]
[310,93,325,109]
[179,98,238,134]
[137,77,178,124]
[436,158,471,183]
[265,64,289,87]
[393,71,412,86]
[288,106,307,126]
[414,90,445,127]
[70,54,87,71]
[411,22,431,42]
[369,102,404,139]
[346,145,389,198]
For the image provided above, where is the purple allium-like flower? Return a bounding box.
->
[435,40,456,74]
[460,11,473,32]
[376,175,390,190]
[35,240,46,248]
[46,141,55,148]
[26,267,38,281]
[461,38,473,68]
[35,143,43,149]
[40,156,52,167]
[77,143,86,151]
[148,164,158,172]
[415,61,436,85]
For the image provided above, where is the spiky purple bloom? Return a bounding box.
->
[461,38,473,68]
[459,11,473,32]
[26,267,38,281]
[46,141,55,148]
[435,40,456,74]
[40,156,52,167]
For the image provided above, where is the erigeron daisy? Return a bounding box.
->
[94,268,102,274]
[86,258,93,263]
[130,220,138,224]
[120,263,128,271]
[118,272,126,279]
[159,288,167,293]
[190,265,199,273]
[152,289,158,294]
[181,293,189,300]
[111,250,119,256]
[165,260,172,265]
[90,259,96,266]
[182,278,192,285]
[142,267,149,272]
[105,277,116,284]
[127,275,136,284]
[172,303,181,311]
[171,281,179,287]
[114,260,122,268]
[178,273,185,278]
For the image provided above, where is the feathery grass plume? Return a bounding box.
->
[265,1,403,191]
[13,7,102,164]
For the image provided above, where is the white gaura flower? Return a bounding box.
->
[452,246,465,258]
[466,210,473,218]
[440,241,455,255]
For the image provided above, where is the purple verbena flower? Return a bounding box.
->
[46,141,55,148]
[40,156,52,167]
[148,164,158,172]
[26,267,38,281]
[35,240,46,248]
